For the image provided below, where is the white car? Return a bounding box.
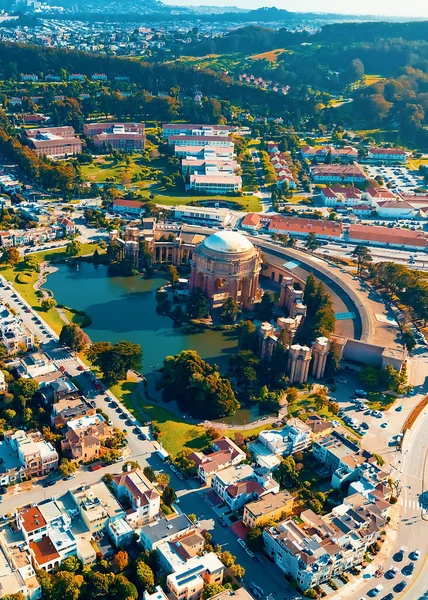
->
[411,549,420,560]
[237,538,247,549]
[245,547,256,558]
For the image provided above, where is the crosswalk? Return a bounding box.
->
[399,497,421,511]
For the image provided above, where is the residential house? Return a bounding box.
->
[112,466,160,525]
[249,418,311,468]
[61,414,112,463]
[211,464,279,511]
[6,430,58,478]
[0,304,34,353]
[0,537,41,600]
[51,397,96,429]
[143,586,170,600]
[189,436,246,485]
[241,213,262,231]
[242,489,294,528]
[139,514,196,552]
[166,553,225,600]
[57,217,76,235]
[305,414,334,441]
[156,530,206,573]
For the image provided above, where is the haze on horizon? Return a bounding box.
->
[165,0,428,18]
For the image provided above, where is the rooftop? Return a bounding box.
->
[140,514,194,545]
[202,231,254,254]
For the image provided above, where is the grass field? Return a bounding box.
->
[80,155,157,185]
[249,48,286,63]
[151,190,262,212]
[0,243,99,334]
[111,378,269,456]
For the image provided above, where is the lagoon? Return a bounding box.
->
[45,261,239,375]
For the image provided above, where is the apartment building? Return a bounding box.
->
[174,206,233,227]
[166,553,225,600]
[112,466,160,525]
[24,126,82,159]
[189,436,246,485]
[162,124,232,138]
[301,145,358,163]
[70,482,125,534]
[6,430,58,478]
[174,145,235,160]
[242,490,294,528]
[0,304,34,353]
[113,198,146,216]
[168,135,232,148]
[310,164,367,183]
[0,542,41,600]
[320,186,364,207]
[189,173,242,194]
[368,147,407,163]
[268,216,343,241]
[264,497,385,592]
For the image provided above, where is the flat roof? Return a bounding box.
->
[140,514,193,545]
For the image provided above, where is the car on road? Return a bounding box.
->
[381,422,389,428]
[393,581,407,593]
[394,547,406,562]
[249,583,264,599]
[385,566,397,579]
[218,517,227,527]
[380,594,393,600]
[110,401,118,408]
[395,405,403,412]
[371,584,383,596]
[245,547,256,558]
[410,549,420,560]
[237,538,247,549]
[77,365,84,371]
[403,562,415,577]
[355,389,367,396]
[42,480,56,488]
[337,377,347,384]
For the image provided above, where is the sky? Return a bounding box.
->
[165,0,428,18]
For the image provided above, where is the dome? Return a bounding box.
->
[202,230,254,254]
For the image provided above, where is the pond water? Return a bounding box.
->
[45,261,239,375]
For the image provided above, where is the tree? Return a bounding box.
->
[23,255,40,272]
[237,320,257,351]
[188,513,197,524]
[256,291,275,322]
[303,589,318,599]
[161,350,238,419]
[219,551,235,567]
[246,526,264,551]
[122,460,139,472]
[113,574,138,600]
[112,551,129,573]
[402,329,416,352]
[186,288,209,319]
[10,378,39,406]
[202,584,225,599]
[220,297,241,324]
[155,472,170,488]
[167,264,179,287]
[286,387,299,404]
[143,466,155,481]
[66,239,82,257]
[135,560,155,593]
[305,232,320,252]
[307,498,323,514]
[352,245,372,276]
[85,340,142,385]
[41,298,57,311]
[59,556,81,573]
[230,563,245,580]
[50,571,84,600]
[59,324,90,352]
[58,459,77,478]
[1,247,20,266]
[162,485,177,507]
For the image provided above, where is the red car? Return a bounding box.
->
[59,366,66,373]
[77,366,84,371]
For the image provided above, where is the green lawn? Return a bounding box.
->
[288,393,361,437]
[80,155,155,184]
[110,378,270,456]
[152,191,262,212]
[0,243,99,334]
[366,392,395,411]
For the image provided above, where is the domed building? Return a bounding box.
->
[189,230,263,309]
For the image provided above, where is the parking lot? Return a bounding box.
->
[365,165,425,194]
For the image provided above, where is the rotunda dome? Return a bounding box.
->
[201,230,254,254]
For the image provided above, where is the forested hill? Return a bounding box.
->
[189,20,428,56]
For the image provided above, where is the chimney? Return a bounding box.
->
[126,462,132,472]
